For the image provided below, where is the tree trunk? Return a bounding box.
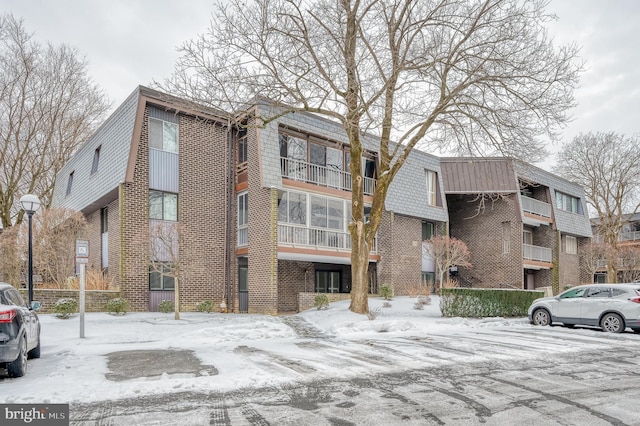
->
[174,277,181,320]
[349,220,369,314]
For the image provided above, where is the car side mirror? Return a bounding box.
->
[30,301,42,311]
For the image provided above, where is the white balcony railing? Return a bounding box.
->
[523,244,552,263]
[280,157,377,196]
[592,231,640,244]
[277,223,377,253]
[520,195,552,218]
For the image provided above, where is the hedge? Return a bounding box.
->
[439,288,544,318]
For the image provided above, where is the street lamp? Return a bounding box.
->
[19,194,41,305]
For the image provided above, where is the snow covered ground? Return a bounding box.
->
[1,296,636,406]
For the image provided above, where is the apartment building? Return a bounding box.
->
[440,158,593,291]
[591,213,640,283]
[51,87,449,313]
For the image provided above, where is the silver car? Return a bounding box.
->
[528,283,640,333]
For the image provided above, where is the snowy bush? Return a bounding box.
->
[313,294,329,310]
[197,300,214,313]
[417,295,432,306]
[106,298,129,315]
[413,302,424,310]
[379,285,393,300]
[367,307,381,320]
[382,301,392,308]
[54,298,78,319]
[158,300,174,313]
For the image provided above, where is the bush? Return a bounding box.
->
[106,298,129,315]
[417,295,431,306]
[379,285,393,300]
[314,294,329,310]
[413,302,424,310]
[197,300,214,313]
[54,298,78,319]
[382,301,392,308]
[367,307,381,320]
[439,288,544,318]
[158,300,174,313]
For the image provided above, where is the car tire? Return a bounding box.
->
[7,336,28,377]
[532,308,551,326]
[28,335,41,359]
[600,313,625,333]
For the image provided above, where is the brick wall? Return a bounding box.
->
[377,211,423,295]
[247,119,279,314]
[20,289,121,313]
[277,260,314,312]
[178,116,229,311]
[120,108,152,311]
[447,194,523,288]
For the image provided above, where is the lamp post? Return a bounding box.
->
[19,194,41,305]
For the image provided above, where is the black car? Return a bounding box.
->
[0,283,41,377]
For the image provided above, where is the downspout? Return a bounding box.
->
[225,119,233,312]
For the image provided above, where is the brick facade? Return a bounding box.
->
[447,194,523,288]
[377,211,424,295]
[20,289,121,313]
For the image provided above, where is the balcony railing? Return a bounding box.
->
[523,244,552,263]
[277,223,377,253]
[280,157,376,196]
[520,195,552,218]
[593,231,640,244]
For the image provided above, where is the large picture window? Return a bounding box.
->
[315,270,341,293]
[149,118,178,153]
[149,191,178,221]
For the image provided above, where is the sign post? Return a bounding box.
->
[75,240,89,338]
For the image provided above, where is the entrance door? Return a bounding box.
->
[238,258,248,312]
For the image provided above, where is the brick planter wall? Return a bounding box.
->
[19,289,121,313]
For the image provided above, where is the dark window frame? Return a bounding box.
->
[91,145,101,175]
[66,171,74,196]
[149,263,175,291]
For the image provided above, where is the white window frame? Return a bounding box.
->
[237,192,248,246]
[426,170,437,206]
[149,117,179,153]
[565,235,578,255]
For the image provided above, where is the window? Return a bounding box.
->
[565,235,577,255]
[278,190,307,224]
[586,287,610,298]
[559,287,586,299]
[149,118,178,153]
[315,271,341,293]
[238,134,248,164]
[237,192,248,246]
[422,272,435,286]
[91,146,101,175]
[149,191,178,221]
[66,171,74,196]
[555,191,580,214]
[149,263,175,290]
[422,222,434,241]
[523,229,533,245]
[101,207,108,233]
[426,170,437,206]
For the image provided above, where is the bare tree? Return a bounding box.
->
[618,246,640,284]
[0,14,109,228]
[160,0,581,313]
[580,240,611,283]
[147,221,203,320]
[423,236,472,290]
[0,207,86,288]
[554,132,640,282]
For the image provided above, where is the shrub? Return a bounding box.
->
[382,301,392,308]
[417,295,432,306]
[406,282,430,298]
[379,285,393,300]
[106,298,129,315]
[367,307,381,320]
[413,302,424,310]
[158,300,174,313]
[439,288,544,318]
[314,294,329,310]
[54,298,78,319]
[197,300,215,313]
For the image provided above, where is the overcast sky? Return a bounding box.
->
[2,0,638,169]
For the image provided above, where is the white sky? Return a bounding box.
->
[2,0,639,169]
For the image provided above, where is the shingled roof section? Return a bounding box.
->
[440,157,518,194]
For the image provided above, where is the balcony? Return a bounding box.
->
[277,223,377,253]
[520,195,552,226]
[280,157,376,196]
[593,231,640,244]
[523,244,552,263]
